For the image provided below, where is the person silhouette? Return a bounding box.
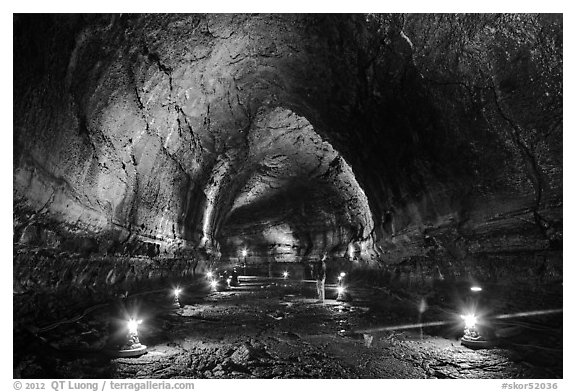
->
[315,254,327,303]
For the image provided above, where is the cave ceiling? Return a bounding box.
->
[13,13,562,265]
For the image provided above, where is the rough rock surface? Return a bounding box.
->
[13,277,562,379]
[13,14,562,325]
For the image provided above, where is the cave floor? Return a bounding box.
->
[14,276,562,379]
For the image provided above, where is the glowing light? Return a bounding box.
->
[241,249,248,257]
[337,276,342,281]
[461,314,477,329]
[206,271,213,278]
[493,309,562,319]
[357,320,450,334]
[418,298,427,314]
[226,278,231,285]
[174,288,182,297]
[283,271,289,278]
[340,272,346,277]
[356,308,564,335]
[470,286,482,292]
[337,287,345,295]
[127,319,142,335]
[210,280,218,289]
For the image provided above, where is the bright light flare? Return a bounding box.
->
[357,320,450,334]
[337,287,345,295]
[283,271,289,278]
[127,319,142,335]
[461,314,477,329]
[206,271,213,278]
[356,309,563,336]
[418,298,427,313]
[241,249,248,257]
[340,272,346,277]
[493,309,562,320]
[210,280,218,289]
[174,288,182,297]
[470,286,482,292]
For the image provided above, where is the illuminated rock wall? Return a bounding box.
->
[13,14,562,321]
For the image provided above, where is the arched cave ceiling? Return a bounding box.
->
[13,13,562,267]
[220,107,373,261]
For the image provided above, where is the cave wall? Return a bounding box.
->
[13,14,369,257]
[357,14,563,286]
[13,14,562,323]
[13,14,378,323]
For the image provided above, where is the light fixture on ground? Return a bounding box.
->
[336,286,346,301]
[460,313,490,348]
[117,318,147,357]
[172,287,182,310]
[462,314,477,330]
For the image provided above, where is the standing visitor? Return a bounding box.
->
[315,253,327,303]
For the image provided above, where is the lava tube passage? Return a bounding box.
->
[13,13,562,380]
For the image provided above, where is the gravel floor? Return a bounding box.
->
[14,277,562,379]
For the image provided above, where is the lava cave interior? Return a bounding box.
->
[12,13,562,379]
